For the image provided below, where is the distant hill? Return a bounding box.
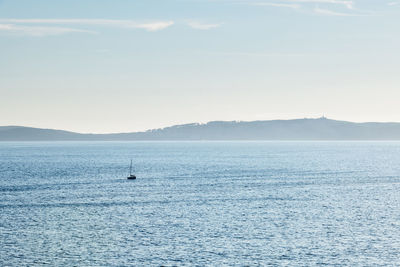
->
[2,118,400,141]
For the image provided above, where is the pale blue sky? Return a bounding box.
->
[1,0,399,133]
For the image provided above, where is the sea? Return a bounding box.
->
[1,141,400,266]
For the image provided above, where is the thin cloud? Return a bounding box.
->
[313,7,360,16]
[251,2,301,9]
[229,0,353,9]
[388,1,399,5]
[134,21,174,31]
[0,19,175,32]
[0,24,95,36]
[204,51,309,57]
[188,22,222,30]
[287,0,353,9]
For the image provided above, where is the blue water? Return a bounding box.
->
[1,141,400,266]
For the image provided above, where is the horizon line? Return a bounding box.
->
[3,116,400,135]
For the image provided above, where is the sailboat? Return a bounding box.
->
[127,160,136,180]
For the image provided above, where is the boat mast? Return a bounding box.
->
[130,160,132,176]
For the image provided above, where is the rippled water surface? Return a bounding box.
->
[1,141,400,266]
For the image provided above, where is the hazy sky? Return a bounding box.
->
[1,0,399,133]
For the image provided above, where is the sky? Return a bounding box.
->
[0,0,399,133]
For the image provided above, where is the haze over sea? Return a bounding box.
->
[1,141,400,266]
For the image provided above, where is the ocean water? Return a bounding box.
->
[1,141,400,266]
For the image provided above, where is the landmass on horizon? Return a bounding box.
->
[2,117,400,141]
